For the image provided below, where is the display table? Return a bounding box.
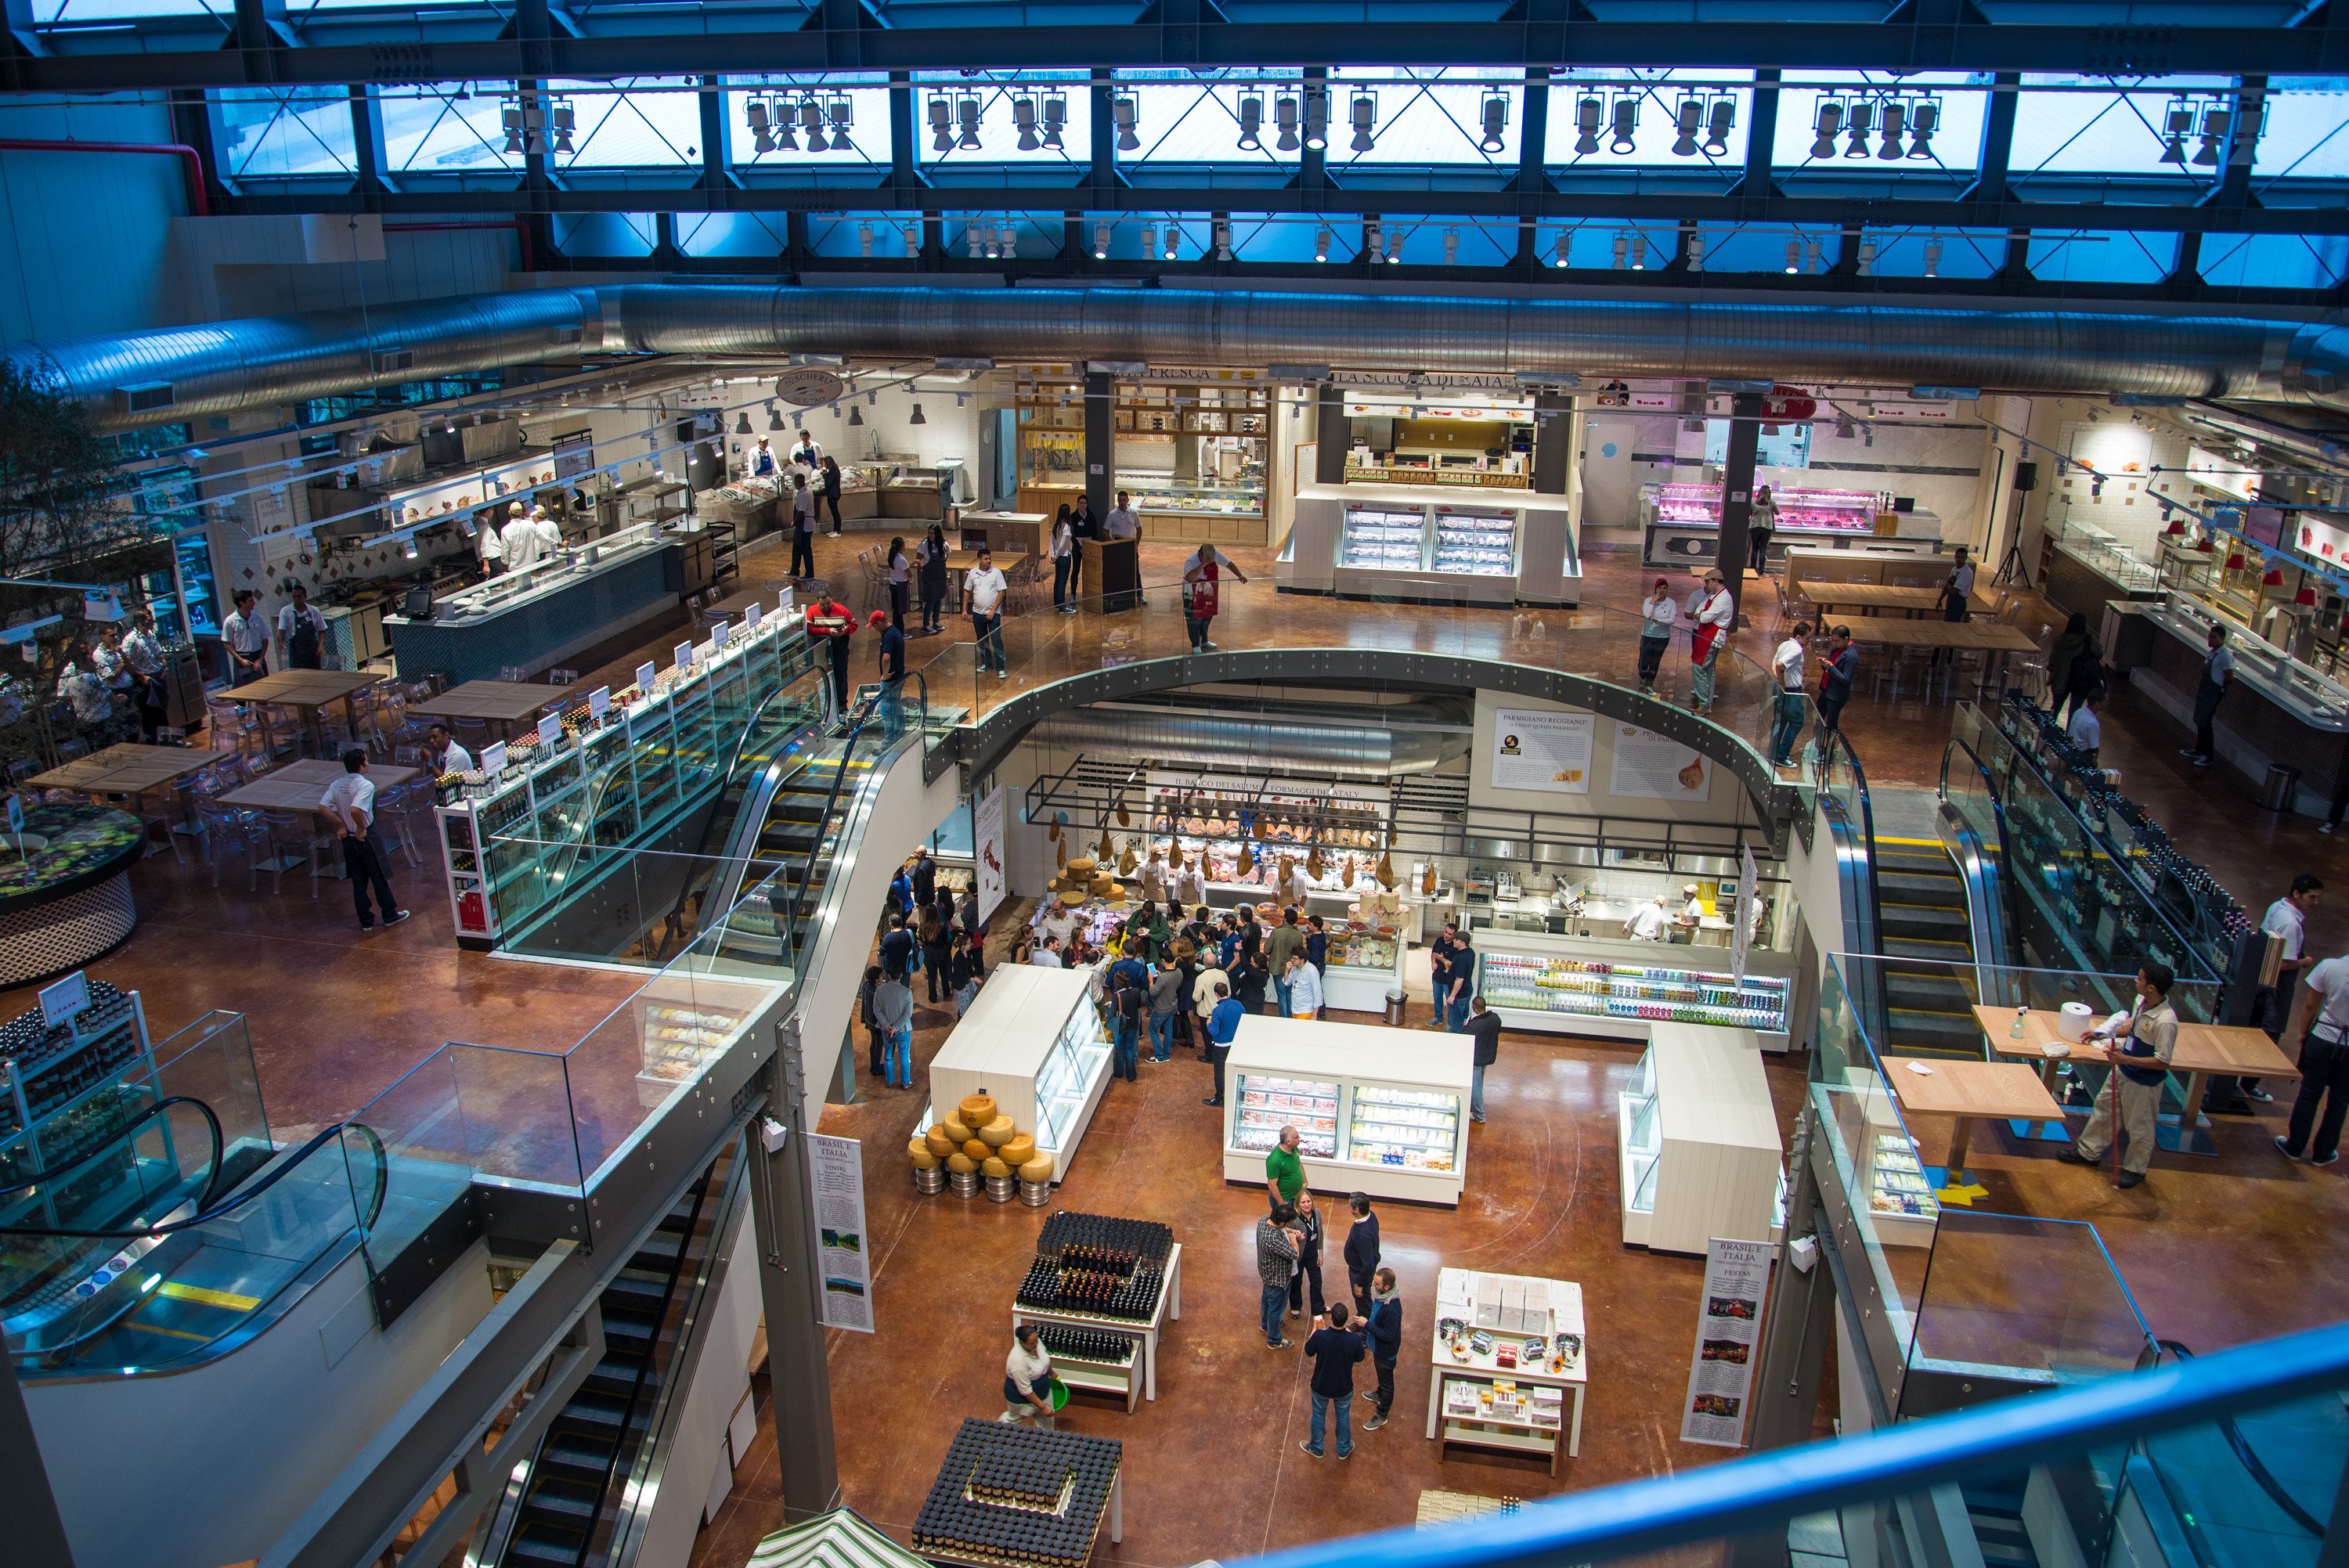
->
[1971,1004,2300,1155]
[1799,583,1992,619]
[960,509,1048,564]
[0,805,145,986]
[1474,928,1793,1048]
[1425,1266,1586,1472]
[1882,1057,2062,1180]
[914,1420,1122,1568]
[1012,1244,1182,1403]
[233,668,384,757]
[1222,1016,1470,1205]
[1620,1025,1784,1253]
[921,967,1113,1182]
[410,678,577,737]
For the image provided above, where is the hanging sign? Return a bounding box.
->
[809,1134,875,1333]
[1678,1236,1772,1448]
[1489,708,1595,795]
[974,788,1009,925]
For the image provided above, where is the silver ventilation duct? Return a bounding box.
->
[1027,705,1463,777]
[8,283,2349,431]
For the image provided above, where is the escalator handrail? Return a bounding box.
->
[774,670,929,956]
[0,1119,388,1242]
[1939,736,2025,996]
[0,1094,225,1209]
[1817,728,1889,1041]
[2153,1339,2326,1537]
[702,658,842,924]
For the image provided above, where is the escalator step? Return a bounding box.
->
[508,1526,590,1565]
[541,1437,618,1476]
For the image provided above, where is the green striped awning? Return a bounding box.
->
[749,1509,936,1568]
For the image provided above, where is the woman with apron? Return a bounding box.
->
[917,524,951,636]
[280,586,327,670]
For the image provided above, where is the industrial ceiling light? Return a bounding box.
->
[1092,222,1112,259]
[734,410,752,434]
[1140,222,1158,259]
[1553,229,1570,268]
[1237,91,1265,152]
[1702,96,1734,156]
[1685,228,1706,272]
[1810,99,1842,160]
[1478,89,1509,153]
[1363,219,1381,259]
[1162,224,1179,261]
[1574,95,1604,155]
[1275,91,1301,151]
[1013,94,1041,151]
[767,402,785,430]
[1214,218,1233,261]
[1114,93,1141,153]
[1672,95,1701,157]
[983,223,1001,259]
[1922,235,1943,277]
[802,97,828,154]
[550,98,574,155]
[1314,225,1331,262]
[1041,92,1066,151]
[848,404,864,426]
[1907,99,1937,160]
[1611,232,1628,269]
[1303,87,1328,151]
[1784,238,1801,273]
[1835,412,1855,438]
[1001,222,1019,259]
[857,222,874,258]
[747,98,776,155]
[826,96,853,153]
[1442,226,1460,265]
[1630,232,1647,270]
[1844,99,1873,158]
[928,96,954,153]
[1803,235,1823,272]
[968,223,986,259]
[1608,96,1639,154]
[2193,104,2229,167]
[2160,97,2194,164]
[1856,236,1876,276]
[1876,100,1907,160]
[909,402,926,425]
[955,93,982,151]
[902,226,921,258]
[1385,225,1404,263]
[1349,91,1377,153]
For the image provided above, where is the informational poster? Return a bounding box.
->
[1489,708,1594,795]
[1732,846,1759,987]
[809,1134,874,1333]
[1679,1237,1771,1447]
[1609,723,1713,802]
[973,787,1009,925]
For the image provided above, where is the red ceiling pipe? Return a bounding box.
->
[0,139,209,218]
[383,219,537,275]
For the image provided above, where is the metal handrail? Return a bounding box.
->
[2154,1339,2326,1537]
[0,1119,388,1239]
[1817,726,1888,1040]
[774,669,929,957]
[1245,1322,2349,1568]
[1939,735,2022,1000]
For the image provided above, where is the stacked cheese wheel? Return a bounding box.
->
[911,1094,1052,1184]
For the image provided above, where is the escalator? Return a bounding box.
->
[706,747,874,971]
[1875,837,1989,1058]
[485,1141,746,1568]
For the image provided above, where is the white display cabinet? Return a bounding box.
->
[1475,928,1794,1049]
[1221,1016,1471,1206]
[1321,926,1405,1012]
[918,968,1113,1182]
[1617,1024,1785,1254]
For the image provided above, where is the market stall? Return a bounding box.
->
[1641,483,1943,569]
[919,967,1113,1184]
[1280,481,1578,607]
[1427,1267,1587,1472]
[1222,1015,1470,1206]
[1474,928,1794,1048]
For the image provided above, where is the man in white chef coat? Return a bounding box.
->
[1626,895,1671,942]
[500,503,544,571]
[530,505,565,561]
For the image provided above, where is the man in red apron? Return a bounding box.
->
[804,595,857,730]
[1686,570,1734,715]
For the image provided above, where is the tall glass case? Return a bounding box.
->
[1341,504,1427,569]
[923,968,1116,1181]
[1622,1052,1661,1214]
[1431,506,1518,576]
[1348,1085,1460,1172]
[1036,1002,1113,1150]
[1234,1072,1340,1156]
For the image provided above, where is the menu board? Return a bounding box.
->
[810,1134,875,1333]
[1489,708,1594,795]
[1609,723,1713,802]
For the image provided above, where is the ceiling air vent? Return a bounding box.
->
[370,348,415,375]
[546,325,583,348]
[111,382,175,415]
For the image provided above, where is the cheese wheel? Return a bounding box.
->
[1019,1154,1055,1183]
[999,1134,1036,1168]
[958,1094,998,1129]
[942,1117,972,1144]
[962,1138,992,1162]
[978,1115,1016,1147]
[982,1156,1011,1178]
[946,1152,978,1174]
[925,1130,958,1158]
[908,1137,931,1160]
[911,1147,940,1170]
[1068,856,1097,874]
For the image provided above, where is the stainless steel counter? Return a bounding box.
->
[2134,595,2349,731]
[388,523,672,631]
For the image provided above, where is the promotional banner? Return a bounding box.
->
[1732,846,1759,987]
[1609,723,1714,803]
[810,1134,875,1333]
[1678,1237,1771,1447]
[973,787,1009,925]
[1489,708,1595,795]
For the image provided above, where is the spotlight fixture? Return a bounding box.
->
[1041,92,1066,151]
[1810,98,1842,160]
[1092,222,1112,260]
[1237,91,1265,152]
[1686,229,1706,272]
[1013,94,1041,152]
[1702,96,1734,156]
[928,96,954,153]
[1630,232,1647,270]
[1856,236,1876,276]
[848,405,864,426]
[1552,230,1570,268]
[1303,86,1329,150]
[768,402,785,430]
[1364,219,1382,259]
[1140,223,1158,260]
[1672,95,1701,157]
[1314,225,1331,262]
[1478,90,1509,153]
[1574,95,1604,156]
[1803,235,1823,273]
[2160,97,2195,164]
[1385,225,1403,263]
[801,96,827,154]
[1349,91,1377,153]
[1608,96,1639,154]
[1877,99,1906,160]
[956,93,982,151]
[1275,91,1301,151]
[2193,104,2229,168]
[1923,235,1943,277]
[1115,93,1140,153]
[903,226,921,258]
[1001,222,1019,259]
[857,222,874,258]
[1442,226,1460,265]
[1163,224,1178,261]
[825,95,853,153]
[1843,99,1872,158]
[967,223,985,260]
[1611,232,1628,270]
[550,98,574,154]
[734,410,752,434]
[1784,239,1800,274]
[746,97,775,154]
[1907,99,1936,159]
[1214,218,1233,261]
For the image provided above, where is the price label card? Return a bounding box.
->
[482,741,508,775]
[744,601,763,628]
[589,686,611,719]
[634,661,656,692]
[5,795,21,835]
[537,712,562,746]
[38,971,89,1028]
[704,634,725,664]
[674,640,696,670]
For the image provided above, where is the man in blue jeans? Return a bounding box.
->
[1149,956,1183,1062]
[1257,1205,1301,1350]
[1770,621,1811,768]
[1300,1299,1366,1458]
[1445,930,1476,1031]
[1110,970,1146,1080]
[962,547,1010,678]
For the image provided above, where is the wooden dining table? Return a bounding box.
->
[1973,1004,2300,1155]
[1882,1056,2065,1179]
[1802,583,1994,618]
[219,759,422,875]
[233,669,383,756]
[29,743,219,798]
[410,679,575,737]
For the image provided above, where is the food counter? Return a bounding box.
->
[2042,521,2162,625]
[1279,480,1579,607]
[1643,483,1943,570]
[385,522,683,687]
[0,805,147,986]
[1223,1015,1471,1205]
[2107,594,2349,814]
[1474,927,1794,1049]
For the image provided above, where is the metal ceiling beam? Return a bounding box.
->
[2,17,2344,93]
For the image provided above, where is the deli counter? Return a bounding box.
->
[1278,481,1579,607]
[385,521,684,686]
[1639,483,1943,569]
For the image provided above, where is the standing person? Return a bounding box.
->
[886,536,911,629]
[963,547,1009,680]
[1941,546,1976,622]
[2062,962,2178,1189]
[1285,949,1324,1022]
[222,589,270,687]
[1686,570,1734,716]
[1181,561,1224,653]
[788,474,817,581]
[319,748,410,932]
[999,1323,1057,1429]
[474,506,507,575]
[879,909,916,976]
[2231,874,2322,1109]
[1232,948,1270,1015]
[1817,625,1859,744]
[1109,964,1146,1080]
[1770,621,1812,769]
[1461,994,1502,1124]
[1102,490,1141,540]
[804,592,856,728]
[1265,1124,1306,1212]
[1066,494,1095,599]
[1626,894,1672,942]
[1427,922,1454,1030]
[1288,1188,1326,1318]
[1267,909,1305,1015]
[1748,484,1778,577]
[1637,579,1677,695]
[949,931,983,1015]
[1257,1204,1302,1350]
[820,455,844,536]
[1299,1299,1365,1458]
[1050,506,1076,614]
[871,611,906,716]
[2184,622,2232,769]
[875,967,915,1088]
[1174,854,1208,913]
[1193,950,1230,1052]
[1362,1267,1402,1430]
[1445,928,1476,1031]
[917,524,951,635]
[2046,613,2105,721]
[278,583,327,671]
[500,502,543,572]
[750,435,777,478]
[1303,917,1329,995]
[2067,692,2102,767]
[2277,942,2349,1169]
[531,505,565,563]
[857,964,885,1080]
[918,903,951,1004]
[1203,982,1242,1106]
[911,845,937,910]
[121,609,166,742]
[1148,953,1184,1062]
[1343,1191,1382,1314]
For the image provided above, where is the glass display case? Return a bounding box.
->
[924,968,1116,1181]
[2052,519,2161,594]
[1431,506,1518,576]
[1321,921,1405,1011]
[1622,1051,1661,1215]
[637,986,756,1101]
[1325,927,1398,972]
[1347,1084,1460,1172]
[1341,503,1427,569]
[1617,1031,1785,1253]
[1233,1072,1340,1156]
[1647,482,1880,534]
[1035,1000,1113,1150]
[1478,950,1791,1035]
[1120,478,1266,517]
[1864,1128,1939,1245]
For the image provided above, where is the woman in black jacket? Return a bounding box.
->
[917,524,951,635]
[820,456,844,535]
[857,964,885,1077]
[2046,613,2104,719]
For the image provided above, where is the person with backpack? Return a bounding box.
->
[2046,612,2105,722]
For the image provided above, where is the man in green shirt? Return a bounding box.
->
[1265,1125,1305,1212]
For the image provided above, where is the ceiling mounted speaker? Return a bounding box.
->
[772,368,846,407]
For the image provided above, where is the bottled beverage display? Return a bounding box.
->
[1478,954,1788,1032]
[1037,1212,1173,1269]
[915,1418,1122,1568]
[1016,1212,1174,1321]
[1034,1325,1134,1365]
[1015,1258,1164,1320]
[0,981,144,1137]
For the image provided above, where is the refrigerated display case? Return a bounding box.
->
[1641,481,1942,569]
[1341,505,1428,570]
[921,967,1113,1181]
[1476,931,1792,1047]
[1431,506,1518,576]
[1322,925,1405,1011]
[1222,1016,1472,1204]
[1616,1025,1785,1253]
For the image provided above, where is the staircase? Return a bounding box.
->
[1873,838,1986,1058]
[1960,1476,2040,1568]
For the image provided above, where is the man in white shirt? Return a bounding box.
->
[120,609,166,741]
[277,585,327,669]
[1001,1323,1055,1429]
[318,749,410,932]
[1625,895,1671,942]
[1174,856,1208,910]
[1686,570,1734,715]
[750,437,777,478]
[963,546,1011,679]
[1276,858,1315,908]
[2066,693,2102,762]
[1101,491,1142,540]
[2278,946,2349,1166]
[424,722,474,777]
[788,476,817,580]
[500,503,544,572]
[222,589,270,686]
[1029,935,1065,968]
[1676,882,1706,928]
[1283,950,1323,1019]
[2185,622,2233,767]
[1770,620,1810,767]
[475,510,505,575]
[2231,874,2323,1110]
[530,506,565,561]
